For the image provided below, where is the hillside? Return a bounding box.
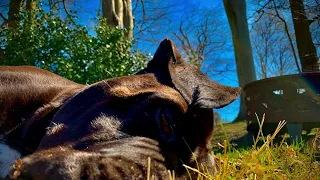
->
[211,121,250,149]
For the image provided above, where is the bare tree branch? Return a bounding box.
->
[62,0,78,26]
[172,7,228,69]
[248,0,272,22]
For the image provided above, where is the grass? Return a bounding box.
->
[211,121,248,149]
[183,118,320,180]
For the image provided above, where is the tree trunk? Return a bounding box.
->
[123,0,133,39]
[115,0,123,27]
[0,49,6,61]
[223,0,256,121]
[8,0,23,29]
[102,0,133,39]
[102,0,120,27]
[289,0,319,72]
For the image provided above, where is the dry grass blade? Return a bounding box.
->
[167,170,172,180]
[253,113,265,148]
[147,157,151,180]
[182,164,211,179]
[256,120,287,155]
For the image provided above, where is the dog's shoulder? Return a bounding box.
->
[0,66,84,128]
[0,66,85,158]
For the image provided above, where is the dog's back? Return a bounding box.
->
[0,66,85,177]
[0,66,83,133]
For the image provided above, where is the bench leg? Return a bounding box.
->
[287,123,303,143]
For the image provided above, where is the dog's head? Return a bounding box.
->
[10,39,241,179]
[139,38,241,174]
[138,38,241,109]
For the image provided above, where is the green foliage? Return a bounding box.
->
[0,8,149,84]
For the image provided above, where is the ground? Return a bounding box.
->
[211,121,251,149]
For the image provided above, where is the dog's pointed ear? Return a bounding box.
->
[141,38,241,109]
[172,66,241,109]
[150,38,185,65]
[193,81,242,109]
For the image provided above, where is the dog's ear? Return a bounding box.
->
[37,84,110,148]
[140,38,241,109]
[49,85,108,125]
[22,88,83,152]
[149,38,185,65]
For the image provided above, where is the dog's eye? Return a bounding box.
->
[161,112,170,134]
[160,109,175,138]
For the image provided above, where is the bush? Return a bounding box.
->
[0,7,149,84]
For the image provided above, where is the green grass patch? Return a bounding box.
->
[183,119,320,180]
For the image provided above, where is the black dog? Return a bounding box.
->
[0,38,241,179]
